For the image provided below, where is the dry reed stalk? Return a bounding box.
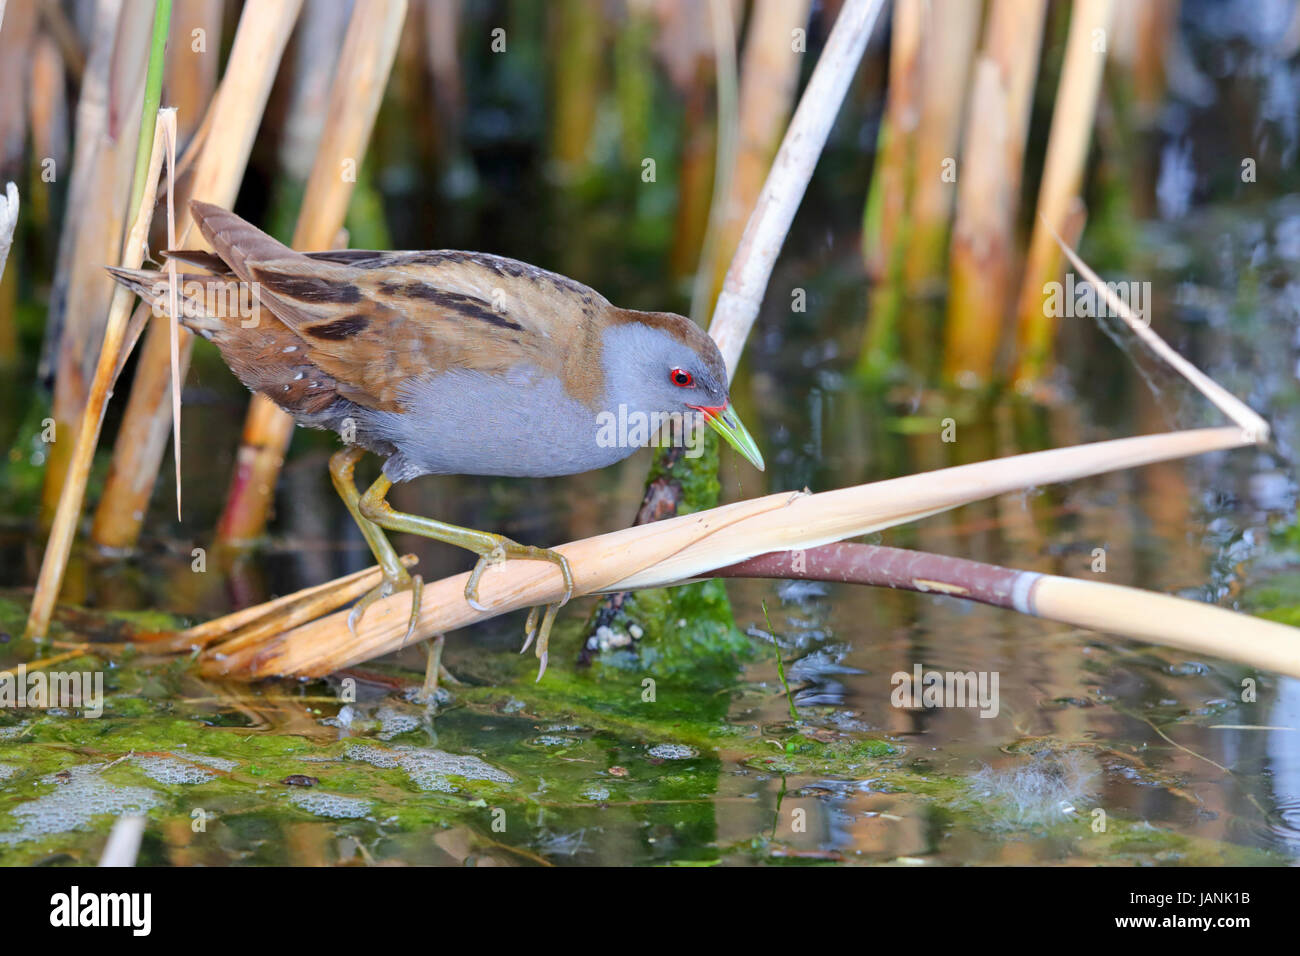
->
[35,0,85,81]
[38,0,116,381]
[1111,0,1179,123]
[669,54,718,282]
[714,544,1300,679]
[422,0,463,153]
[856,0,922,380]
[1011,0,1115,387]
[276,0,354,186]
[549,0,603,174]
[705,0,811,306]
[164,0,222,145]
[0,0,34,179]
[40,0,150,524]
[89,0,304,551]
[98,814,145,867]
[214,0,408,545]
[711,0,887,375]
[685,0,738,325]
[199,425,1263,679]
[163,556,418,650]
[900,0,980,297]
[28,33,69,227]
[25,108,174,641]
[943,0,1047,386]
[861,0,922,281]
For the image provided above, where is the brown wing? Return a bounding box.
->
[106,265,341,418]
[187,201,610,413]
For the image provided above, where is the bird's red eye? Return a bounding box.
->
[670,368,693,387]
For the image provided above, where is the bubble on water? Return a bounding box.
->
[345,744,400,768]
[647,744,698,760]
[0,764,161,844]
[133,755,216,785]
[583,786,610,801]
[289,790,371,819]
[346,742,512,793]
[376,706,421,740]
[0,763,16,782]
[186,754,238,772]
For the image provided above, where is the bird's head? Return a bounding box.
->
[601,310,765,471]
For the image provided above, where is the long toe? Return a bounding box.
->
[530,603,560,682]
[398,574,424,647]
[348,570,413,637]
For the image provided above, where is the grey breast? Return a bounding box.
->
[356,365,636,481]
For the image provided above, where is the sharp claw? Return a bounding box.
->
[535,650,548,682]
[521,605,538,654]
[466,595,490,613]
[400,575,424,647]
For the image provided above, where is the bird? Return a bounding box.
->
[108,200,765,691]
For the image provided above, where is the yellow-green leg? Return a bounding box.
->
[332,447,453,693]
[358,473,573,680]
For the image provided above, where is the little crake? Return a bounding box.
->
[110,201,763,687]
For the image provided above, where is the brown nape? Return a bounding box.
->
[613,309,728,385]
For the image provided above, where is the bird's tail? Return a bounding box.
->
[188,200,298,284]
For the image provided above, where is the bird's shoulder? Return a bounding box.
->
[244,249,611,410]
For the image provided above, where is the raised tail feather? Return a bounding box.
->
[188,200,298,284]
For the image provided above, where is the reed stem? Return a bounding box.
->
[25,90,173,640]
[711,0,887,375]
[943,0,1047,386]
[88,0,305,551]
[214,0,409,545]
[1011,0,1115,387]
